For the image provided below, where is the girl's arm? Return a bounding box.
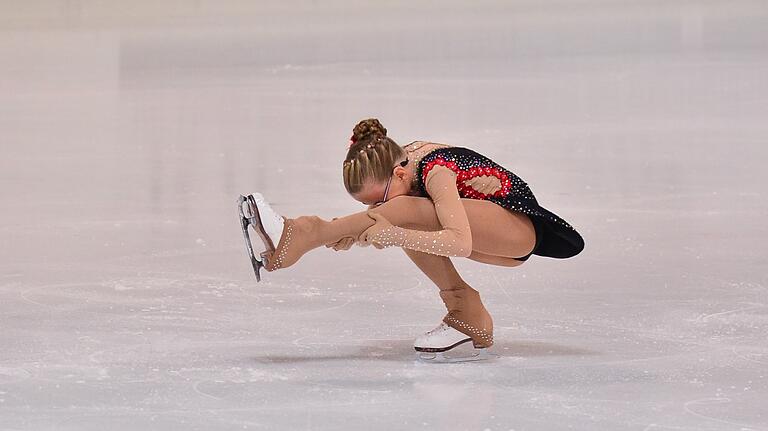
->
[359,165,473,257]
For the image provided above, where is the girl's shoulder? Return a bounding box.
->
[403,141,451,150]
[405,141,452,175]
[404,140,451,151]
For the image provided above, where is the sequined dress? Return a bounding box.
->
[413,145,585,259]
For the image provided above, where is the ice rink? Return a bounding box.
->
[1,1,767,430]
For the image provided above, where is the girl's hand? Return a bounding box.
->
[358,211,395,249]
[325,236,355,251]
[323,217,357,251]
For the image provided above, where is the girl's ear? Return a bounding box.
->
[395,166,408,180]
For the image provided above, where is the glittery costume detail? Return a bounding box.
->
[413,146,584,259]
[362,144,585,259]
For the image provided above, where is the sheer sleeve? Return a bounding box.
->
[363,165,473,257]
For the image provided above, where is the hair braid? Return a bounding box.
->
[343,118,405,195]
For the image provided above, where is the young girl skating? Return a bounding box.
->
[238,118,584,362]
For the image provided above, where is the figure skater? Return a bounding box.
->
[237,118,584,362]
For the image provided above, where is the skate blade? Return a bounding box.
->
[416,348,498,363]
[238,196,273,251]
[238,195,272,282]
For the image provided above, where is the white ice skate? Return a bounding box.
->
[237,192,285,281]
[414,321,497,363]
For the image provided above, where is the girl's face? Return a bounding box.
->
[351,181,388,207]
[351,163,412,207]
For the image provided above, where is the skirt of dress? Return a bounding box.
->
[478,177,585,259]
[527,205,585,259]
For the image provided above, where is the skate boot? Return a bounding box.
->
[415,285,497,363]
[237,192,286,281]
[239,192,346,276]
[414,321,495,363]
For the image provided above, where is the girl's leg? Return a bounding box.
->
[264,195,535,271]
[260,195,526,347]
[402,248,493,348]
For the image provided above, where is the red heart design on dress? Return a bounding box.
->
[422,157,512,199]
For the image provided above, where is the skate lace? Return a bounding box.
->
[426,322,450,336]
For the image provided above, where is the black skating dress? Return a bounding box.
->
[414,146,584,260]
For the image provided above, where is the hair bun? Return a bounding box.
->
[351,118,387,143]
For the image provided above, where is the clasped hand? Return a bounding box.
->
[323,210,393,251]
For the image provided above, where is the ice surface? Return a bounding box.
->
[1,1,767,430]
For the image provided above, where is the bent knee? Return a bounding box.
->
[370,195,435,227]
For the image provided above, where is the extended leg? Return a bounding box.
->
[402,248,494,348]
[265,195,535,271]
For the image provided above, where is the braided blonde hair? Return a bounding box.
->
[343,118,406,195]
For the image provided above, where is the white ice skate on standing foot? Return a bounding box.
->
[414,322,498,363]
[237,192,285,281]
